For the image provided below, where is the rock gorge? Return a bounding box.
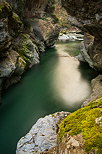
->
[0,0,59,96]
[0,0,102,154]
[62,0,102,72]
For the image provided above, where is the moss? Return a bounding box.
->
[88,98,102,108]
[59,97,102,153]
[0,2,12,18]
[0,4,4,13]
[8,11,23,36]
[14,34,36,64]
[12,12,22,23]
[17,34,31,62]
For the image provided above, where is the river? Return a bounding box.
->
[0,41,98,154]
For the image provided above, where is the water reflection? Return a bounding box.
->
[53,44,91,107]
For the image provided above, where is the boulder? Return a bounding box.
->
[82,75,102,106]
[16,112,70,154]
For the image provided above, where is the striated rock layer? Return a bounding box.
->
[62,0,102,72]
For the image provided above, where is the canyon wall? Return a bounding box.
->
[16,1,102,154]
[0,0,59,98]
[62,0,102,72]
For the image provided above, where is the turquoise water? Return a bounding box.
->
[0,42,98,154]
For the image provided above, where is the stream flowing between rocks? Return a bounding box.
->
[0,41,98,154]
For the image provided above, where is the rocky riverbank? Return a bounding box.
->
[16,76,102,153]
[0,1,102,154]
[16,1,102,154]
[16,112,70,154]
[0,0,59,99]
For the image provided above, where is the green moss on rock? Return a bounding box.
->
[0,2,23,36]
[0,4,4,12]
[15,34,31,62]
[59,97,102,153]
[8,12,23,35]
[14,34,39,64]
[0,2,12,19]
[12,12,22,23]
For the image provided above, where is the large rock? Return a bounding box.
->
[16,112,70,154]
[62,0,102,71]
[58,97,102,154]
[78,40,94,68]
[83,75,102,106]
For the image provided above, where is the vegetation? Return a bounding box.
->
[12,12,22,23]
[59,97,102,153]
[0,2,12,19]
[14,34,31,63]
[14,34,38,64]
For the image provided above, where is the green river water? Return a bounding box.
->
[0,42,98,154]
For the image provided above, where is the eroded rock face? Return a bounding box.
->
[62,0,102,71]
[7,0,48,18]
[0,50,19,77]
[0,1,59,96]
[0,19,11,53]
[16,112,70,154]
